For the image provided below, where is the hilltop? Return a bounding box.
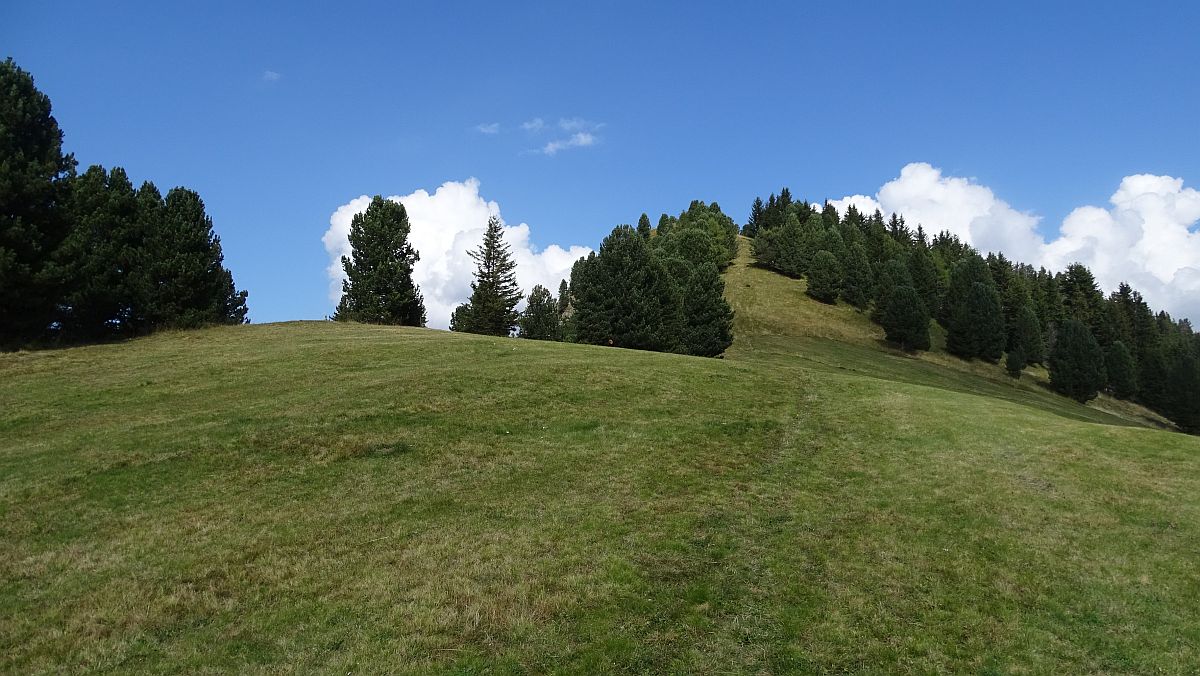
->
[2,243,1198,673]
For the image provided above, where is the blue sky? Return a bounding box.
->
[5,1,1199,324]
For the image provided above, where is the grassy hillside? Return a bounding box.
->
[3,246,1199,672]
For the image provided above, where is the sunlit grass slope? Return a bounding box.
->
[2,247,1198,672]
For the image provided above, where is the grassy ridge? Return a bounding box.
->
[2,248,1198,672]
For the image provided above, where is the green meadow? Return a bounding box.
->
[2,244,1198,673]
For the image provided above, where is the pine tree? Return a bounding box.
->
[518,284,562,341]
[680,262,734,356]
[806,250,842,304]
[0,58,76,348]
[907,246,940,316]
[1105,341,1137,400]
[840,243,873,309]
[1049,318,1106,403]
[880,285,930,351]
[1006,347,1026,379]
[1013,304,1045,365]
[454,216,523,336]
[745,196,765,237]
[570,226,682,352]
[56,165,142,341]
[870,259,912,323]
[333,195,424,326]
[636,213,652,240]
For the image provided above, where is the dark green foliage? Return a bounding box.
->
[880,285,930,351]
[744,197,764,237]
[0,58,76,347]
[334,196,424,326]
[556,279,571,316]
[679,262,734,357]
[656,213,675,237]
[806,250,842,304]
[1006,347,1026,379]
[518,284,562,341]
[948,282,1006,362]
[570,226,683,352]
[636,213,652,240]
[658,226,724,271]
[870,259,912,323]
[1012,304,1046,365]
[907,246,940,316]
[1163,349,1200,432]
[674,200,739,268]
[452,216,522,336]
[1049,319,1107,403]
[840,243,873,309]
[1105,341,1137,400]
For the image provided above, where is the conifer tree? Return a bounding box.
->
[907,246,940,316]
[745,197,765,237]
[880,285,930,351]
[806,250,842,304]
[680,262,734,356]
[556,279,571,316]
[1011,303,1043,364]
[1006,346,1026,379]
[1049,318,1106,403]
[1105,340,1137,400]
[0,58,76,347]
[518,284,562,341]
[870,259,912,323]
[453,216,523,336]
[570,226,682,352]
[334,196,424,326]
[637,213,652,240]
[840,243,874,309]
[137,187,250,329]
[948,281,1005,361]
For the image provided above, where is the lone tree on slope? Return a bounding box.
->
[452,216,523,336]
[334,196,426,326]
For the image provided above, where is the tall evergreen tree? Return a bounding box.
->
[679,262,734,357]
[333,195,424,326]
[806,250,842,304]
[948,281,1005,362]
[518,284,562,341]
[744,197,765,237]
[840,242,874,309]
[1049,318,1106,403]
[0,58,76,347]
[1104,341,1137,400]
[907,246,940,317]
[452,216,522,336]
[570,225,682,352]
[1012,304,1046,365]
[636,213,652,240]
[1006,346,1027,379]
[141,188,250,328]
[870,259,912,323]
[880,285,930,351]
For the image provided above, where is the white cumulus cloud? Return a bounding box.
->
[322,179,591,329]
[475,122,500,134]
[829,162,1200,322]
[521,118,545,132]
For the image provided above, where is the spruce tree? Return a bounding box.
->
[1104,341,1137,400]
[880,285,931,351]
[1006,347,1026,379]
[518,284,562,341]
[0,58,76,347]
[806,250,842,304]
[870,259,912,323]
[56,165,142,341]
[637,213,652,240]
[570,226,682,352]
[840,243,873,309]
[680,262,734,357]
[1049,318,1106,403]
[1013,304,1045,365]
[333,195,424,326]
[907,246,940,316]
[455,216,523,336]
[945,256,1004,361]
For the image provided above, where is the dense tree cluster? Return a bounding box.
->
[1,59,247,349]
[746,186,1200,432]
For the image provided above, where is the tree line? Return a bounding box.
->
[746,188,1200,432]
[1,59,247,349]
[335,197,736,357]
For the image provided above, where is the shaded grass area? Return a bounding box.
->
[2,257,1199,671]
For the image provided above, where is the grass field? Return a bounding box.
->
[2,243,1198,673]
